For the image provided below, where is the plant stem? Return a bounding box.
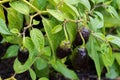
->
[22,12,39,37]
[67,19,83,23]
[0,0,10,4]
[89,3,104,14]
[79,31,85,47]
[63,20,69,42]
[22,0,47,14]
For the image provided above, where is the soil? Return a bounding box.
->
[0,57,32,80]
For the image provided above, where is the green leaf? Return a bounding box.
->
[7,8,23,31]
[64,0,80,4]
[51,24,62,34]
[39,77,49,80]
[42,18,64,58]
[106,35,120,48]
[51,60,78,79]
[14,51,36,73]
[30,0,47,13]
[29,68,36,80]
[92,32,106,41]
[104,14,120,27]
[3,35,22,44]
[2,45,19,59]
[10,1,29,15]
[30,28,44,52]
[114,53,120,65]
[94,0,105,3]
[34,57,48,70]
[47,0,59,6]
[0,6,5,20]
[23,37,34,52]
[89,11,104,31]
[100,43,114,70]
[65,0,91,11]
[43,46,51,57]
[90,0,95,4]
[86,36,102,78]
[0,18,11,35]
[33,19,40,25]
[66,22,76,43]
[59,2,79,19]
[79,0,91,11]
[106,62,120,79]
[34,65,49,78]
[47,9,68,21]
[116,0,120,9]
[10,28,19,34]
[106,5,119,19]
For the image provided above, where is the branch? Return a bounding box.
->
[0,0,10,4]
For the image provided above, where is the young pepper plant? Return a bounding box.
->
[0,0,120,80]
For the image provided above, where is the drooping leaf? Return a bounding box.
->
[66,22,76,43]
[94,0,105,4]
[0,6,5,20]
[79,0,91,11]
[64,0,80,5]
[30,0,47,13]
[29,68,36,80]
[23,37,34,52]
[7,8,23,31]
[100,43,114,70]
[106,62,120,79]
[34,65,49,78]
[30,28,44,52]
[51,24,62,34]
[3,35,22,44]
[43,46,51,57]
[47,9,69,21]
[90,0,95,4]
[51,60,78,79]
[47,0,60,6]
[39,77,49,80]
[101,9,120,27]
[86,35,102,78]
[34,57,48,70]
[116,0,120,9]
[10,1,29,15]
[33,19,40,25]
[2,45,19,59]
[14,50,36,73]
[14,37,37,73]
[59,2,79,19]
[10,28,19,34]
[42,18,64,58]
[114,53,120,65]
[89,11,104,31]
[0,18,11,35]
[106,5,119,19]
[106,35,120,48]
[92,32,106,41]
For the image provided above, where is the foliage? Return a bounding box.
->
[0,0,120,79]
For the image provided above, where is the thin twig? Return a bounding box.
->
[0,0,10,4]
[89,4,104,14]
[22,13,40,37]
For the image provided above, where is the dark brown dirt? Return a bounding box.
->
[0,57,31,80]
